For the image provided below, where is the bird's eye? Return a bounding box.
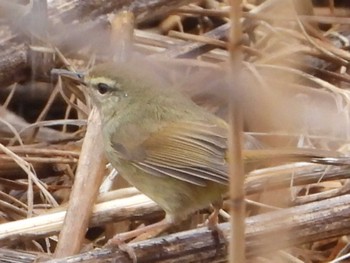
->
[96,83,110,95]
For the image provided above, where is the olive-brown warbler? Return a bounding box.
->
[60,62,343,241]
[86,62,229,225]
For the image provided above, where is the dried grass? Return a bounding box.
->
[0,0,350,262]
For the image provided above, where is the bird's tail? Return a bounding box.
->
[243,149,349,173]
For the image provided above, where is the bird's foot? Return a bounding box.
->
[105,219,173,262]
[200,201,228,245]
[105,218,172,246]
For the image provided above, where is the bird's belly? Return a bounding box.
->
[115,160,226,220]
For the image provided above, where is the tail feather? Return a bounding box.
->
[242,149,348,173]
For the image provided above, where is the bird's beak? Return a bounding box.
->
[51,68,87,85]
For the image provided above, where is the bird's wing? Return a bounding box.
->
[110,120,345,187]
[112,121,229,186]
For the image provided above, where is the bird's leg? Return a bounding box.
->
[198,199,223,229]
[106,217,173,246]
[207,200,222,228]
[129,219,173,243]
[205,199,228,245]
[105,218,174,263]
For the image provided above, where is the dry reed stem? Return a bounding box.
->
[0,0,349,262]
[15,193,350,262]
[0,162,348,245]
[0,193,159,245]
[54,109,106,257]
[168,30,227,48]
[227,0,245,262]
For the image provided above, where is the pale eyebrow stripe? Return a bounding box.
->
[89,77,116,87]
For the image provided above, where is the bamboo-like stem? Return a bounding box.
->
[4,193,350,262]
[227,0,245,262]
[1,164,350,245]
[54,109,106,257]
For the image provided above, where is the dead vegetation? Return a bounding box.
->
[1,0,350,262]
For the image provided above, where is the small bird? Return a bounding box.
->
[85,62,230,240]
[57,61,345,242]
